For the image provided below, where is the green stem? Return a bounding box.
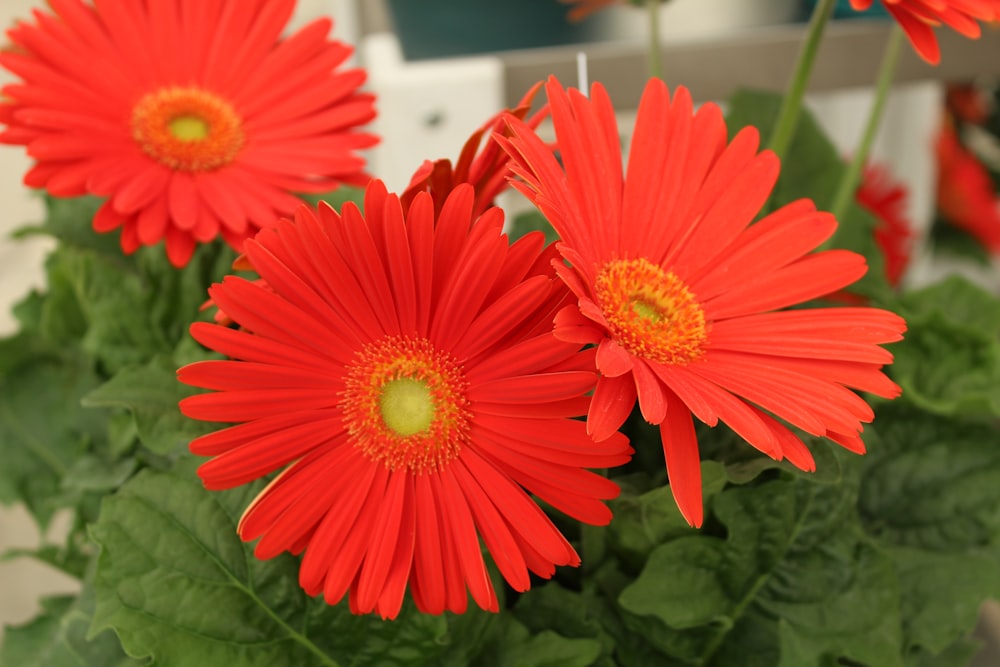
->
[646,0,663,80]
[828,25,905,221]
[766,0,837,160]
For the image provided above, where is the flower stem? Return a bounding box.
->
[828,25,904,221]
[766,0,837,160]
[646,0,663,80]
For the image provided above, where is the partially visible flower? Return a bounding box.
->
[849,0,1000,65]
[857,162,916,287]
[401,83,545,218]
[936,121,1000,252]
[946,82,992,125]
[0,0,377,266]
[501,77,906,527]
[559,0,622,22]
[178,180,631,618]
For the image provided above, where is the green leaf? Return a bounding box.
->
[904,638,983,667]
[475,616,603,667]
[860,406,1000,551]
[768,541,901,667]
[617,477,904,666]
[61,455,138,494]
[619,536,731,630]
[513,579,618,662]
[890,319,1000,417]
[89,457,495,666]
[13,195,122,257]
[890,547,1000,657]
[0,595,139,667]
[509,209,559,244]
[39,244,169,372]
[0,345,108,526]
[705,423,844,486]
[927,218,993,267]
[608,461,726,567]
[298,186,366,212]
[889,275,1000,418]
[898,274,1000,332]
[81,354,218,456]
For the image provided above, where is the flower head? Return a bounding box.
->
[178,180,631,618]
[0,0,378,266]
[849,0,1000,64]
[501,77,906,527]
[936,121,1000,253]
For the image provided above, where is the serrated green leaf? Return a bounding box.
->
[39,244,167,372]
[860,407,1000,550]
[0,347,108,526]
[891,547,1000,657]
[706,609,779,667]
[904,637,983,667]
[769,540,901,667]
[0,595,139,667]
[513,581,617,661]
[475,616,602,667]
[136,240,236,345]
[81,355,217,456]
[899,275,1000,333]
[889,276,1000,418]
[13,195,122,257]
[618,477,904,666]
[61,455,138,494]
[608,461,726,567]
[513,630,602,667]
[890,320,1000,417]
[89,457,495,667]
[619,536,731,630]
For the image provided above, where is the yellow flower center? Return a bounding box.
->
[342,336,470,473]
[595,257,708,365]
[379,377,435,436]
[131,86,245,172]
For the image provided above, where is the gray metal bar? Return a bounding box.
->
[501,20,1000,105]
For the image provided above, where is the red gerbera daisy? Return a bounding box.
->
[936,121,1000,253]
[849,0,1000,65]
[0,0,378,267]
[177,180,631,618]
[400,83,545,219]
[857,162,916,286]
[500,77,906,527]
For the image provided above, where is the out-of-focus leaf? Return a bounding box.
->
[81,355,218,457]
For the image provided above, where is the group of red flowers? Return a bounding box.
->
[3,0,995,619]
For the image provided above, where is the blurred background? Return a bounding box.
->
[1,0,999,659]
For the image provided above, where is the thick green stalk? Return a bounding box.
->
[766,0,837,160]
[829,25,905,221]
[646,0,663,80]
